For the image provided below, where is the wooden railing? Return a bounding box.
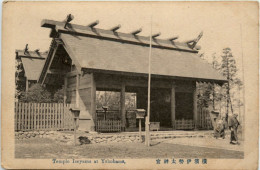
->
[96,120,122,132]
[175,119,194,130]
[96,110,121,120]
[15,102,74,131]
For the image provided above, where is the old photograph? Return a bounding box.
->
[2,1,259,169]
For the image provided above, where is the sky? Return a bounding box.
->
[3,1,259,78]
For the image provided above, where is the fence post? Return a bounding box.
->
[61,103,64,130]
[25,103,28,131]
[58,103,60,130]
[48,103,50,130]
[28,103,31,130]
[64,104,66,130]
[49,103,52,130]
[15,102,17,131]
[42,103,44,130]
[47,103,49,130]
[33,103,35,130]
[47,103,50,130]
[17,103,20,131]
[38,103,40,130]
[52,103,54,129]
[54,103,56,130]
[30,103,33,130]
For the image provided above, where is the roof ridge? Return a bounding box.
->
[41,19,198,52]
[16,49,47,59]
[16,49,48,55]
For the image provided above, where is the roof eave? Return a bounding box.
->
[82,68,227,85]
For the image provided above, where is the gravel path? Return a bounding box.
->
[15,137,243,159]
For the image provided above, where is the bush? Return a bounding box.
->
[19,83,52,103]
[53,87,64,103]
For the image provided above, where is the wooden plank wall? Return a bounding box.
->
[15,102,74,131]
[66,75,77,104]
[78,73,96,130]
[63,71,96,131]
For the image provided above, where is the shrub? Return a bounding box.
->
[19,83,52,103]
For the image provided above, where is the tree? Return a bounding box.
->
[197,49,242,122]
[19,83,52,103]
[96,91,136,110]
[125,93,136,110]
[96,91,120,110]
[197,82,212,108]
[15,60,25,100]
[211,52,222,110]
[53,87,65,103]
[220,48,238,120]
[197,53,223,110]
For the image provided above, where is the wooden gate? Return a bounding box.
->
[15,102,74,131]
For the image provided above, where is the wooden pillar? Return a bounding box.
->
[90,73,96,130]
[75,74,80,108]
[139,119,142,141]
[25,77,29,92]
[193,81,198,129]
[120,82,126,130]
[64,76,67,105]
[171,82,176,130]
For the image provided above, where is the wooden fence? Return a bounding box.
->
[96,120,122,132]
[175,119,194,130]
[15,102,74,131]
[96,110,121,120]
[197,107,213,130]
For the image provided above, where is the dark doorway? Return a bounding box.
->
[150,88,171,127]
[176,92,193,119]
[137,88,172,128]
[136,87,172,129]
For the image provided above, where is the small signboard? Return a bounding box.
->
[69,107,80,146]
[135,109,146,119]
[69,107,80,118]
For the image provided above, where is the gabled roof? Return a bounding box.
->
[40,19,227,83]
[16,50,47,80]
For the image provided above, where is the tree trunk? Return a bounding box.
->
[238,87,241,122]
[226,54,230,123]
[212,84,215,110]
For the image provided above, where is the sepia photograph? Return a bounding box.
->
[1,1,259,169]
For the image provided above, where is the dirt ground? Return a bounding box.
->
[15,137,244,159]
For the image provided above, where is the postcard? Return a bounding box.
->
[2,1,259,169]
